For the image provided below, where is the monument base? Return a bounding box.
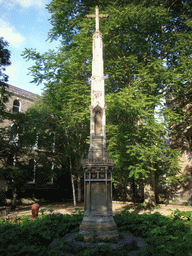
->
[79,214,119,240]
[50,232,147,254]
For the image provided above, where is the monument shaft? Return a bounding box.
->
[80,6,118,240]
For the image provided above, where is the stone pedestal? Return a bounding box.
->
[80,154,118,240]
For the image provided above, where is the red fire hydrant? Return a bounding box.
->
[31,203,40,219]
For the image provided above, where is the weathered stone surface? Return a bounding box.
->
[80,6,118,240]
[50,232,147,253]
[80,215,118,240]
[80,167,118,239]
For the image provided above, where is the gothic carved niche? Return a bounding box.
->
[93,105,102,135]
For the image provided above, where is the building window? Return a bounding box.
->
[46,132,55,184]
[13,99,20,113]
[28,159,36,184]
[46,162,54,184]
[10,123,19,145]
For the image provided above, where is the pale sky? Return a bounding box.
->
[0,0,59,95]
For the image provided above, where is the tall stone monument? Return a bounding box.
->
[80,6,119,240]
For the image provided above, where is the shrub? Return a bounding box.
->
[0,211,83,256]
[0,208,192,256]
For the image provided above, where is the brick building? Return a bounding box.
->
[176,153,192,204]
[1,85,38,128]
[7,84,38,112]
[0,85,72,201]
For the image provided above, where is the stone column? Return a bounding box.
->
[80,6,118,240]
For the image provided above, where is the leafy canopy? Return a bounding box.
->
[21,0,192,188]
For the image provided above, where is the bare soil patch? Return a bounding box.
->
[2,201,191,219]
[112,201,192,216]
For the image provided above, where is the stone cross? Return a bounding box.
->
[80,6,118,241]
[86,5,108,31]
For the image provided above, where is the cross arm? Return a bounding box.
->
[86,14,96,18]
[99,14,109,18]
[86,14,109,18]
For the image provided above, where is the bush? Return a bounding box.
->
[0,208,192,255]
[0,211,83,256]
[114,209,192,256]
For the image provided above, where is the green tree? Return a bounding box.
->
[22,0,192,205]
[17,93,89,205]
[0,37,11,174]
[1,98,57,208]
[106,86,181,205]
[0,37,13,205]
[0,37,11,114]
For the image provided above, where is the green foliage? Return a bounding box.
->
[169,209,192,221]
[0,37,11,148]
[22,0,192,203]
[39,208,47,216]
[0,37,12,169]
[0,37,11,110]
[48,209,54,214]
[172,198,179,202]
[0,38,29,207]
[0,211,83,255]
[16,68,90,181]
[106,86,181,188]
[114,209,192,256]
[1,209,192,255]
[20,215,31,222]
[153,205,160,209]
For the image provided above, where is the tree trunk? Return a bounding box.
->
[143,170,156,208]
[69,156,76,207]
[71,174,76,207]
[131,178,137,203]
[139,180,144,203]
[77,176,81,202]
[12,189,17,209]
